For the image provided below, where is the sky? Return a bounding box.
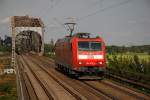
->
[0,0,150,46]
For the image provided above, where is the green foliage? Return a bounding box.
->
[44,40,55,59]
[107,53,150,75]
[44,43,55,53]
[0,84,12,94]
[44,44,51,53]
[0,96,17,100]
[44,43,55,59]
[133,55,142,72]
[44,52,55,59]
[106,45,150,54]
[0,82,17,100]
[0,45,11,52]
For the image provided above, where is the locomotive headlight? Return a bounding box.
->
[79,62,82,64]
[98,62,103,64]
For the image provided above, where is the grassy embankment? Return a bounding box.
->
[106,52,150,93]
[106,52,150,76]
[0,54,17,100]
[0,74,17,100]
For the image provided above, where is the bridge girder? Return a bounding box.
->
[11,16,45,67]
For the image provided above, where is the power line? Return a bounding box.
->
[74,0,104,14]
[42,0,62,32]
[77,0,132,22]
[40,0,62,18]
[49,0,62,9]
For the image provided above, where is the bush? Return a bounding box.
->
[0,84,12,93]
[0,95,17,100]
[0,82,17,100]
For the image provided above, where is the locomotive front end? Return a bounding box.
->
[72,34,106,76]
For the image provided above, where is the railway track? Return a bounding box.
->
[22,56,54,100]
[20,56,50,100]
[105,69,150,92]
[27,54,111,100]
[16,55,37,100]
[22,55,86,100]
[83,81,149,100]
[28,54,150,100]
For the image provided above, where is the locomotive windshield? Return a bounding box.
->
[78,41,102,51]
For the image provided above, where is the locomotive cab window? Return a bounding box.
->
[91,42,101,51]
[78,41,102,51]
[78,42,89,50]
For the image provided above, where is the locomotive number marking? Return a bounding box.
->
[88,55,94,59]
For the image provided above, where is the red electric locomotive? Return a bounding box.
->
[55,33,106,78]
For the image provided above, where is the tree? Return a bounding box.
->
[0,37,3,46]
[44,38,55,53]
[0,35,11,52]
[4,35,12,46]
[49,38,55,52]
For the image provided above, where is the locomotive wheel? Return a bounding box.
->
[97,71,105,80]
[55,64,80,79]
[67,68,79,79]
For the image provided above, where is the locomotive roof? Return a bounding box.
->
[73,32,100,38]
[56,32,102,43]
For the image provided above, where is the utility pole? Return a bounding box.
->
[11,16,16,68]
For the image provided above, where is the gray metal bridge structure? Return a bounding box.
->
[11,16,45,67]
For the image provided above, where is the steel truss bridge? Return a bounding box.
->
[11,16,44,67]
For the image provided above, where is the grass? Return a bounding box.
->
[0,96,16,100]
[106,52,150,76]
[0,55,17,100]
[44,52,55,59]
[107,52,150,60]
[106,52,150,93]
[0,75,17,100]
